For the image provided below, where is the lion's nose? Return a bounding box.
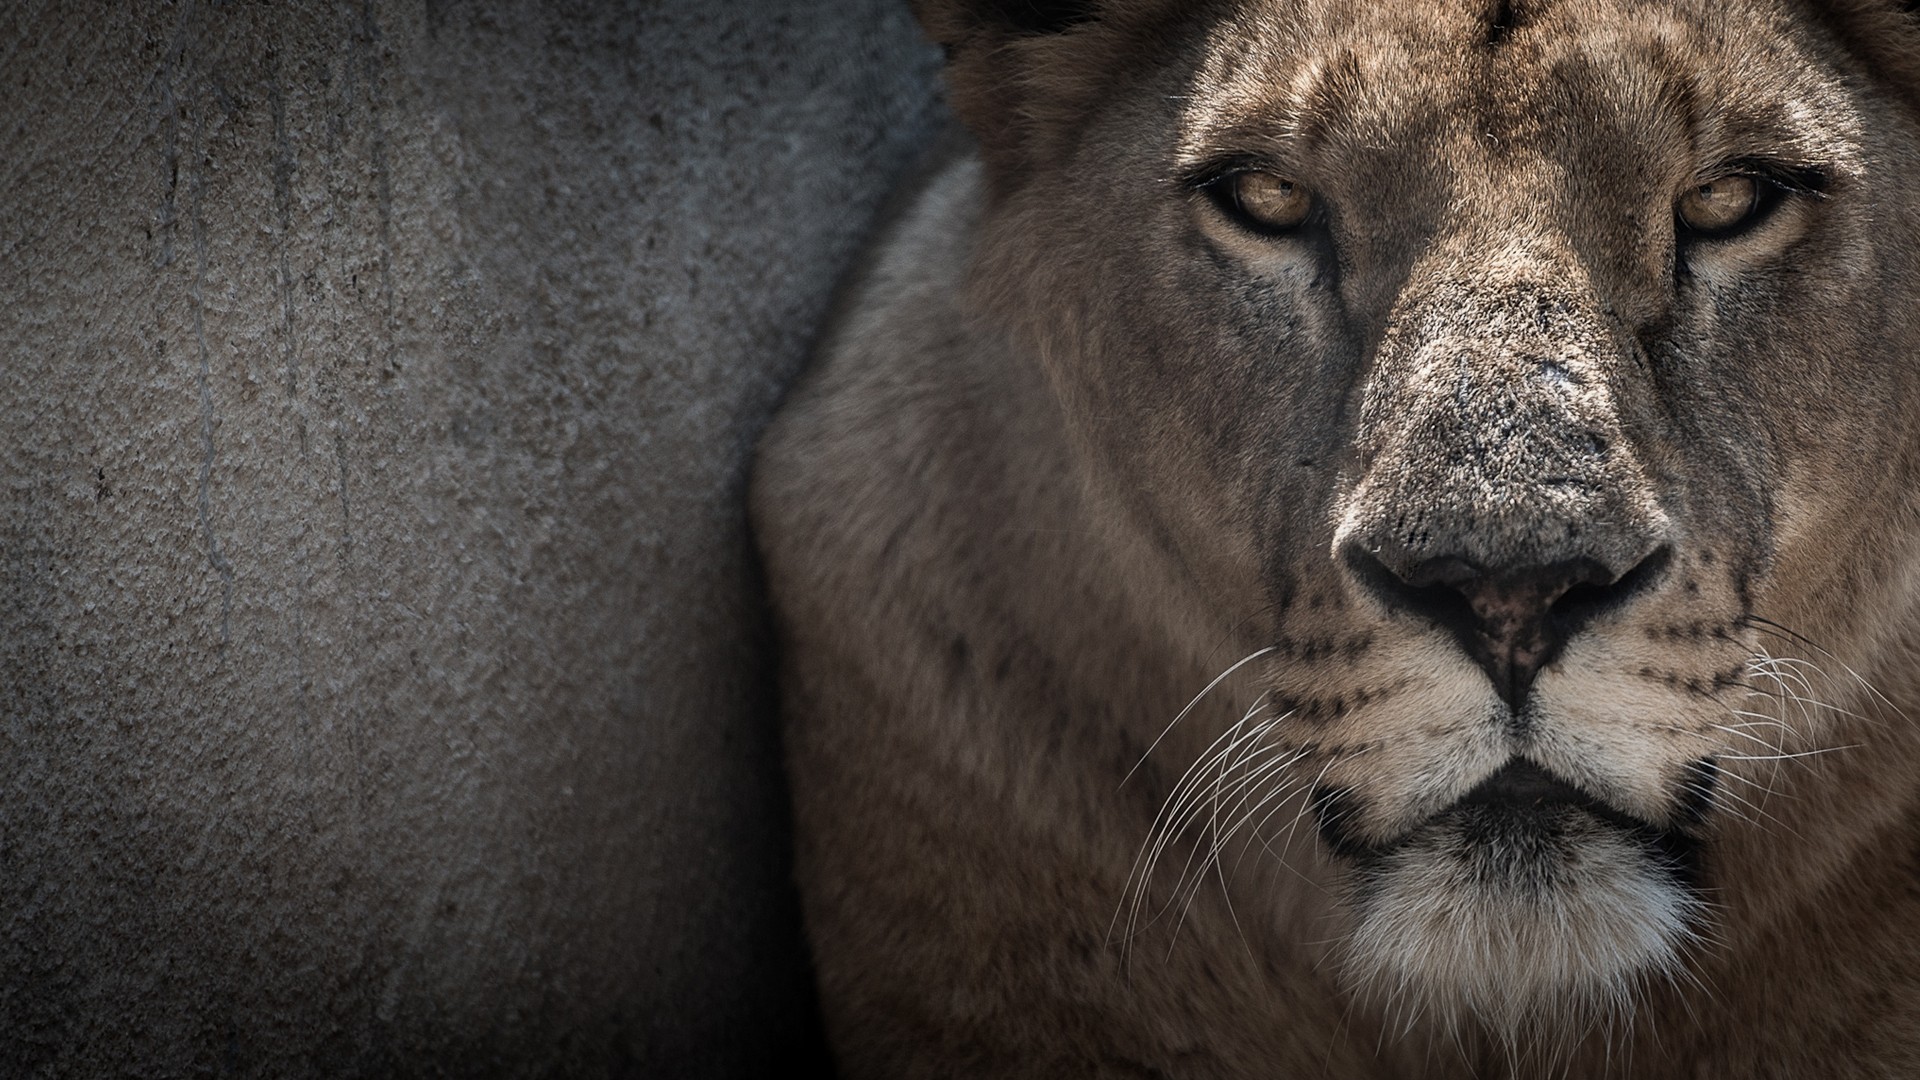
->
[1341,546,1671,709]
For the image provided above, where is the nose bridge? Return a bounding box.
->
[1407,264,1616,488]
[1340,240,1667,580]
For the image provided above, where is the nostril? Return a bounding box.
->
[1340,542,1672,709]
[1340,546,1479,630]
[1546,545,1671,640]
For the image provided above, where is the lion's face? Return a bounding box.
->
[950,0,1920,1035]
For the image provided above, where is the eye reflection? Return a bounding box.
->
[1677,176,1761,235]
[1221,171,1314,233]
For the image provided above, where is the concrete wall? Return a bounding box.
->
[0,3,939,1074]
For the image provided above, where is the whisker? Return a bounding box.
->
[1121,646,1276,789]
[1717,745,1858,762]
[1119,715,1270,945]
[1168,757,1312,952]
[1740,617,1904,720]
[1119,705,1296,948]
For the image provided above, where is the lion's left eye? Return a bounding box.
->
[1676,176,1762,236]
[1212,171,1315,234]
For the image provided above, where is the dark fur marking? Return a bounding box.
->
[1271,577,1297,614]
[1275,689,1368,725]
[1275,634,1362,661]
[1310,785,1373,859]
[1673,758,1719,828]
[1417,718,1475,739]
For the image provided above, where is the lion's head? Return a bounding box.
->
[922,0,1920,1040]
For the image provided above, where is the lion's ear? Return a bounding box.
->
[912,0,1162,189]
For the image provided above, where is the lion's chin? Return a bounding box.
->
[1339,799,1703,1038]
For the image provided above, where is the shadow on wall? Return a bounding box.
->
[0,2,940,1075]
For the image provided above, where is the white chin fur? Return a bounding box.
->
[1340,811,1700,1038]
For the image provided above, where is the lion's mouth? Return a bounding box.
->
[1314,758,1707,891]
[1323,757,1714,1026]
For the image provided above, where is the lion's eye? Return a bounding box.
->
[1217,171,1314,233]
[1676,176,1761,236]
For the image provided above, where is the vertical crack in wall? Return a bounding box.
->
[360,0,400,377]
[351,8,435,1040]
[269,48,315,762]
[271,55,303,410]
[157,0,235,653]
[188,78,235,652]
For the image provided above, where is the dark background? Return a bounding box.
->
[1,2,941,1074]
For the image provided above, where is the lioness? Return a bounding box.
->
[752,0,1920,1075]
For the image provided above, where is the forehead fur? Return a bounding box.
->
[1176,0,1865,187]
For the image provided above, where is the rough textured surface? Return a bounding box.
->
[0,2,939,1074]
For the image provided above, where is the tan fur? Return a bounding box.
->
[752,1,1920,1075]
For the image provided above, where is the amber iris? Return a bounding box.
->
[1228,172,1313,231]
[1678,176,1760,234]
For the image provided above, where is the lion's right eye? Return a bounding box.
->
[1212,171,1315,234]
[1676,176,1762,236]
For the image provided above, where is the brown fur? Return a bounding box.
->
[752,1,1920,1075]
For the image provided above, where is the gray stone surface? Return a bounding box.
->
[0,2,939,1074]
